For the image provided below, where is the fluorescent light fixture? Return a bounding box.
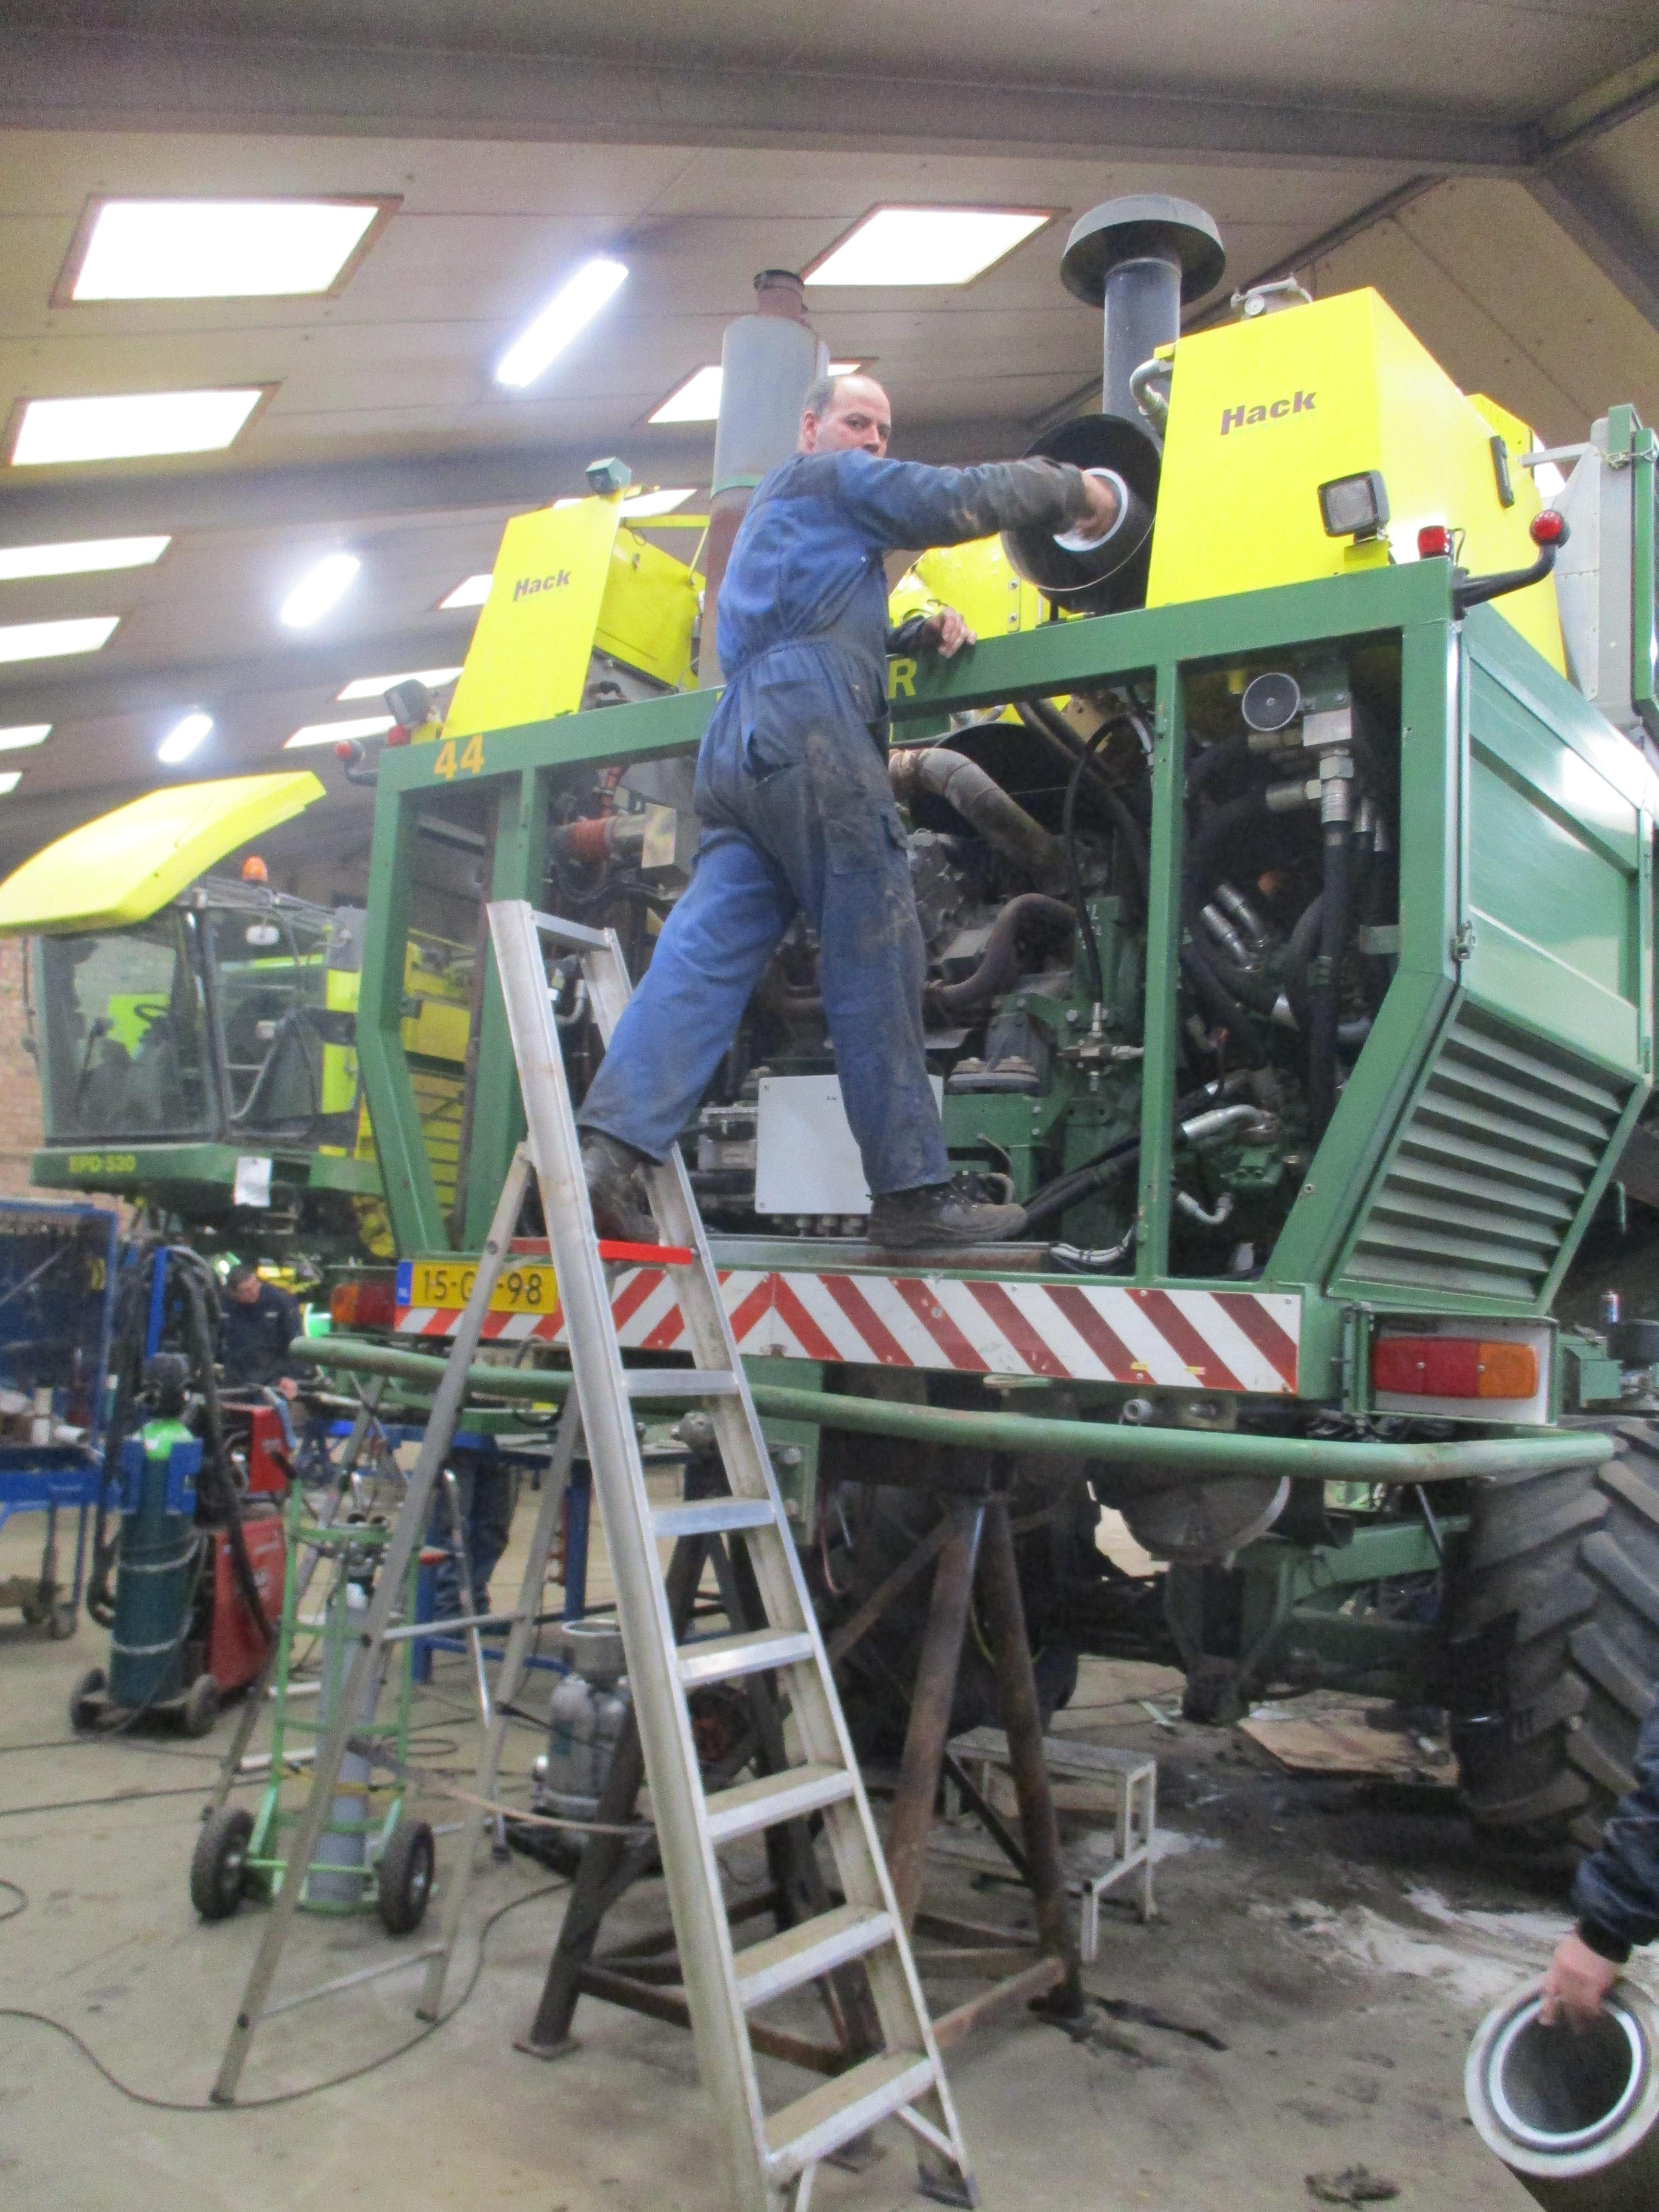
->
[0,724,50,751]
[280,552,360,629]
[806,207,1049,287]
[0,534,169,580]
[68,198,386,302]
[158,711,212,766]
[648,366,725,426]
[650,363,862,426]
[286,714,395,750]
[0,772,20,796]
[0,615,117,663]
[11,388,267,466]
[337,665,462,703]
[440,572,493,611]
[496,256,628,389]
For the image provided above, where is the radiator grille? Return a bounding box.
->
[1336,1006,1632,1305]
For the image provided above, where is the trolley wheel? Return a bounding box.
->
[181,1673,220,1739]
[376,1818,435,1936]
[47,1601,77,1641]
[69,1667,106,1732]
[190,1807,255,1922]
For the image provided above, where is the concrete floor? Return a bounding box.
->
[0,1501,1606,2211]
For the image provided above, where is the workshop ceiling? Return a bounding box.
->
[0,5,1653,881]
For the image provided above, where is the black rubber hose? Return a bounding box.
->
[1282,893,1324,1033]
[925,893,1076,1018]
[1022,1139,1141,1230]
[1021,1081,1227,1230]
[177,1266,273,1645]
[1019,699,1151,910]
[1307,819,1352,1143]
[1179,788,1272,1050]
[1206,952,1285,1020]
[1060,723,1114,1007]
[1185,735,1253,799]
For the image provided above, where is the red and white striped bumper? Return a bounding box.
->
[395,1270,1300,1394]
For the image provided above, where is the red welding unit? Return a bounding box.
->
[206,1510,286,1693]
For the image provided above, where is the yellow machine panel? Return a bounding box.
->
[1147,289,1565,673]
[595,524,699,690]
[891,538,1047,643]
[443,498,623,741]
[0,772,326,935]
[443,496,699,743]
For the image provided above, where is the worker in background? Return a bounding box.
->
[217,1260,311,1401]
[1541,1693,1659,2027]
[427,1446,515,1623]
[579,372,1121,1250]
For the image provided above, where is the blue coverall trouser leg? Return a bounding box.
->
[577,708,949,1196]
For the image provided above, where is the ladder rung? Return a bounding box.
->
[734,1904,894,2011]
[764,2051,939,2183]
[653,1498,778,1539]
[625,1370,738,1400]
[532,910,611,948]
[678,1627,816,1687]
[704,1763,853,1844]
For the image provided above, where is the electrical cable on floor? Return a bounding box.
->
[0,1877,25,1922]
[0,1875,568,2111]
[0,1762,277,1819]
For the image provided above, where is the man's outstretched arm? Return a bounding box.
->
[784,449,1103,551]
[1543,1695,1659,2025]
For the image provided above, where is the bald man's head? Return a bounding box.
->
[799,374,891,457]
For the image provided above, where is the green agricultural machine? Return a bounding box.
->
[13,197,1659,1857]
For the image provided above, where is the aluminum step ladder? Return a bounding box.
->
[483,897,978,2212]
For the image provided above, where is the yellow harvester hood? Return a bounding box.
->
[0,772,327,935]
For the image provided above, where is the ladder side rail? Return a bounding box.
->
[611,1041,967,2152]
[634,1045,975,2150]
[211,1148,533,2106]
[489,899,771,2211]
[521,904,972,2197]
[417,1393,582,2021]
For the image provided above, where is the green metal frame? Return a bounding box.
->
[355,561,1653,1407]
[243,1482,417,1913]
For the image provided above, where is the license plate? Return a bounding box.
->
[401,1258,558,1314]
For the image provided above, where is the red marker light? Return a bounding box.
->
[1372,1335,1539,1401]
[1530,508,1568,547]
[385,724,412,748]
[1417,524,1452,559]
[333,740,357,762]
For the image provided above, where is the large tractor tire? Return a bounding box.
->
[818,1479,1083,1761]
[1447,1419,1659,1860]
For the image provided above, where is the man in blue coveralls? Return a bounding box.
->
[578,372,1121,1250]
[1541,1691,1659,2027]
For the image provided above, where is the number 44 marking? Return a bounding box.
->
[432,734,485,780]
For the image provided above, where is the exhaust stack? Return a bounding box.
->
[1003,195,1224,616]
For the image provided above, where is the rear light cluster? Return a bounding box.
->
[1372,1335,1538,1401]
[329,1275,399,1332]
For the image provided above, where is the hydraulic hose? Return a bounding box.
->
[1019,698,1151,915]
[888,745,1066,893]
[925,893,1076,1018]
[1307,817,1352,1143]
[1282,893,1324,1033]
[1060,720,1114,1007]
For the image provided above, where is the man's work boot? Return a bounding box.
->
[866,1183,1028,1252]
[580,1131,657,1244]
